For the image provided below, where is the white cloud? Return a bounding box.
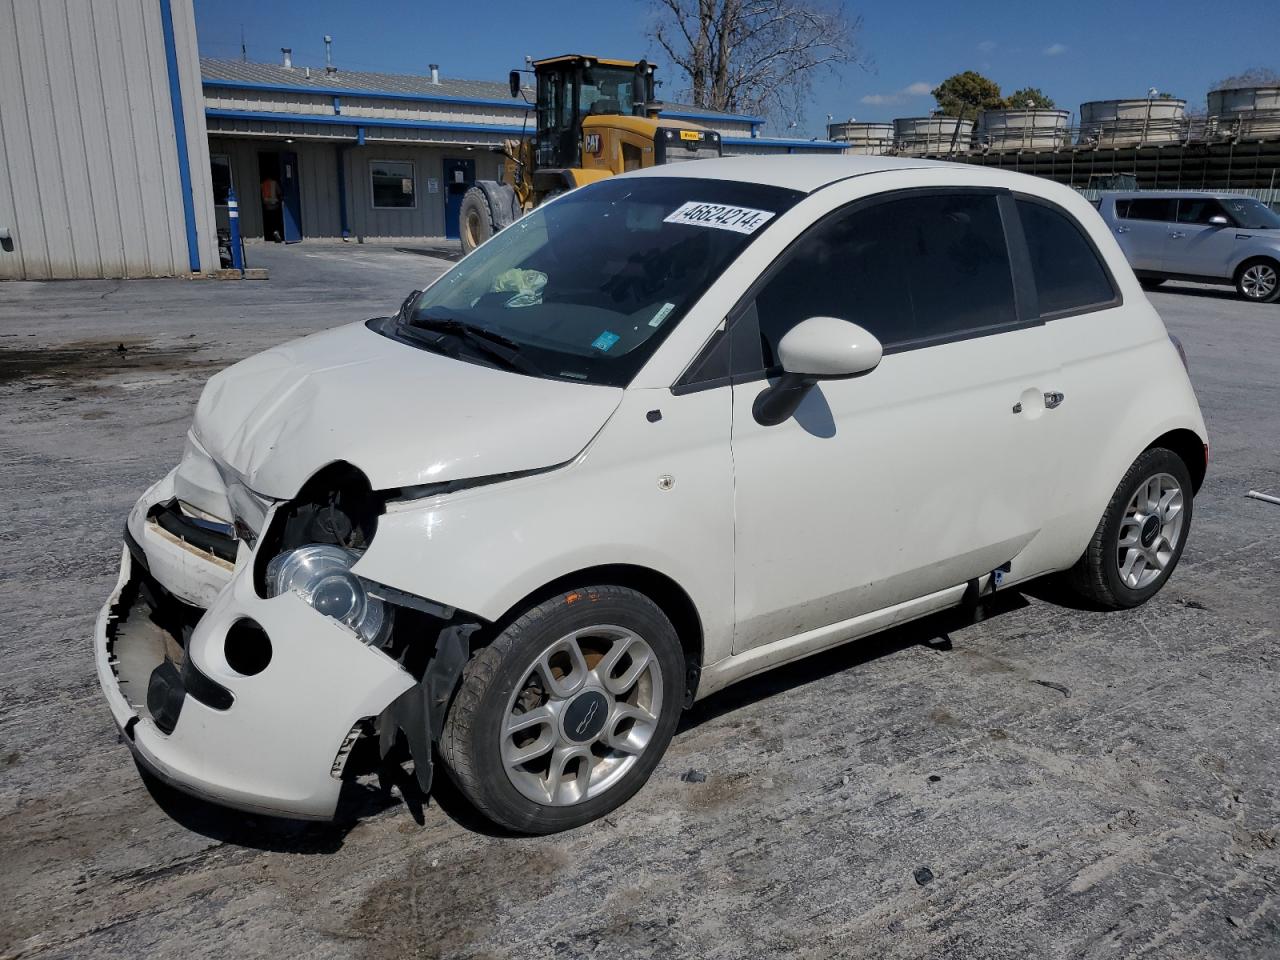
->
[1043,42,1067,56]
[977,40,997,53]
[860,81,934,106]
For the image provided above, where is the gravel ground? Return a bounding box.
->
[1,244,1277,960]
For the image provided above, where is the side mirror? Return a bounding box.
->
[1208,215,1229,226]
[509,70,522,99]
[753,317,883,427]
[399,289,422,321]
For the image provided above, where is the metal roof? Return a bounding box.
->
[201,58,513,101]
[201,58,763,123]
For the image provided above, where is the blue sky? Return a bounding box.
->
[195,0,1276,137]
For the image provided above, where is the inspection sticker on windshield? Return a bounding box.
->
[649,302,676,328]
[592,331,621,352]
[664,201,775,235]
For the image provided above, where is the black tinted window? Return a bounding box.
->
[752,192,1017,367]
[1118,198,1175,222]
[1177,198,1229,225]
[1016,199,1117,316]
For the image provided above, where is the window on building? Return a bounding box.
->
[1016,198,1117,316]
[210,154,233,206]
[1117,197,1175,221]
[750,191,1017,369]
[371,160,416,209]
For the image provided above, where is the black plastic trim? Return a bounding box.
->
[150,501,238,563]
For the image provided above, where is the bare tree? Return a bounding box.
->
[1212,66,1280,90]
[647,0,863,122]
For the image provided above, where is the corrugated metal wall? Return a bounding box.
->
[0,0,217,279]
[209,135,500,240]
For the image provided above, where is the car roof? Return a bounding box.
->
[621,153,1003,194]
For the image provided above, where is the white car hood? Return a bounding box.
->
[191,321,624,499]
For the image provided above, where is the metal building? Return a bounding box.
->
[0,0,218,279]
[200,57,845,244]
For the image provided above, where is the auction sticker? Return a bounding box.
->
[664,201,775,235]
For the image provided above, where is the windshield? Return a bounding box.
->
[580,65,638,116]
[404,177,803,387]
[1221,197,1280,230]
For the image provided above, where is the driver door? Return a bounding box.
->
[727,189,1062,654]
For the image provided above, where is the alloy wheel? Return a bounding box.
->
[1240,263,1278,300]
[1116,472,1186,590]
[501,625,663,806]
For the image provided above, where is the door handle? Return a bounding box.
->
[1044,391,1065,409]
[1115,226,1130,234]
[1169,231,1186,239]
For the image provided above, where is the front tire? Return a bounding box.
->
[1066,448,1194,609]
[1235,257,1280,303]
[459,187,495,254]
[1139,277,1166,291]
[440,586,684,834]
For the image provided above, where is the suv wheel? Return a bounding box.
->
[440,586,684,834]
[1236,258,1280,303]
[1066,448,1194,609]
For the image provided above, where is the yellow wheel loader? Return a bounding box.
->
[459,54,722,253]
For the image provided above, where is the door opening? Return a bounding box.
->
[443,158,476,240]
[257,150,303,243]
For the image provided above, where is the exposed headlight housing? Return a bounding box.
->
[265,544,391,645]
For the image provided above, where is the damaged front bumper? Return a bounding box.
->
[95,474,417,820]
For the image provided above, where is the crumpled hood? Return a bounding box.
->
[192,321,624,498]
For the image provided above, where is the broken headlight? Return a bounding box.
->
[265,544,391,645]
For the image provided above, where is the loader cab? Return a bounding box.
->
[523,55,656,169]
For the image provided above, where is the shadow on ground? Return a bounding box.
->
[146,587,1042,847]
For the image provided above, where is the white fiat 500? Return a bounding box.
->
[97,156,1207,834]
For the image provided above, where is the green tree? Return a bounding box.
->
[1003,86,1055,109]
[931,71,1003,118]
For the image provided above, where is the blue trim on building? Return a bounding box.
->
[722,136,847,150]
[160,0,201,273]
[335,144,350,238]
[205,108,527,137]
[203,78,531,112]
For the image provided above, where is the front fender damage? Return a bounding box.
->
[375,620,479,797]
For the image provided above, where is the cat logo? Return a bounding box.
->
[585,133,602,154]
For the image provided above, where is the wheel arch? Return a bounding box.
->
[489,563,705,706]
[1147,428,1207,493]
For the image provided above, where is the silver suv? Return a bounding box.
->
[1097,191,1280,302]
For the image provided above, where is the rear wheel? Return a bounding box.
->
[440,585,684,834]
[459,187,495,254]
[1066,448,1193,609]
[1235,258,1280,303]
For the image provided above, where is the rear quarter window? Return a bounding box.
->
[1015,198,1118,317]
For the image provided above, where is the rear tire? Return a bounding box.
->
[459,187,495,254]
[1065,448,1194,609]
[1235,257,1280,303]
[440,585,685,834]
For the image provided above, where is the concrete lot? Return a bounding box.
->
[1,242,1277,960]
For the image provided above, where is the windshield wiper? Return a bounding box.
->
[405,314,543,376]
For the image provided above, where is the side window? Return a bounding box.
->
[1176,198,1228,225]
[1015,198,1118,316]
[1123,198,1176,222]
[750,192,1017,368]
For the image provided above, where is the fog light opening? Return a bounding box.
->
[225,618,272,676]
